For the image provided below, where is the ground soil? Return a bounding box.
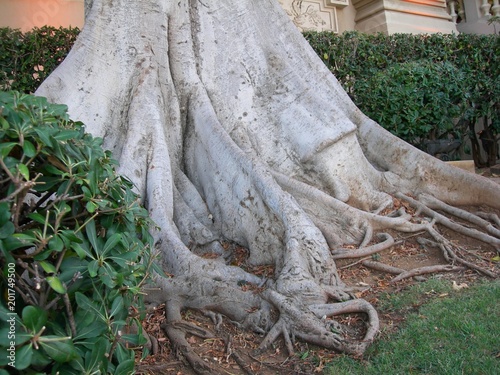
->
[134,171,500,375]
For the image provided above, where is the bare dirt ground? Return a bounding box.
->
[135,171,500,375]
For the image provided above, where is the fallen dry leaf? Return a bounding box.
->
[452,280,469,290]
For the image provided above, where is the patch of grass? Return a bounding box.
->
[377,277,454,312]
[326,279,500,375]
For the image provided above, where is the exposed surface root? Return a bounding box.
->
[327,191,499,282]
[389,193,499,278]
[223,335,256,375]
[258,289,379,357]
[477,212,500,227]
[161,320,215,374]
[332,233,394,259]
[424,226,498,278]
[361,260,426,282]
[420,194,500,239]
[398,194,500,250]
[152,279,381,373]
[390,265,466,283]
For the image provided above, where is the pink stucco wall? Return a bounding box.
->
[0,0,84,31]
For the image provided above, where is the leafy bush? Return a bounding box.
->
[0,26,79,94]
[0,91,158,374]
[353,60,467,147]
[305,31,499,164]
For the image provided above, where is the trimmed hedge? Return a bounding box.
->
[304,31,500,164]
[0,26,79,94]
[353,59,467,148]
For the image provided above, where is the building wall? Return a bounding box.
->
[455,0,499,35]
[277,0,355,33]
[0,0,84,31]
[277,0,458,34]
[352,0,457,35]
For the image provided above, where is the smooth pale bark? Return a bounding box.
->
[36,0,499,371]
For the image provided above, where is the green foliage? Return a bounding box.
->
[0,26,79,94]
[354,60,467,146]
[305,31,499,156]
[0,91,159,374]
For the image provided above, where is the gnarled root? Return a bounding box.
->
[399,193,500,251]
[361,260,427,282]
[390,265,466,283]
[147,271,380,373]
[146,275,272,374]
[334,192,499,280]
[332,233,394,260]
[161,320,216,375]
[258,289,379,357]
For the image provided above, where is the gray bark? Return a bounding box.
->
[84,0,93,21]
[36,0,500,373]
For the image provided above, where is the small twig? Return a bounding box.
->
[55,248,67,273]
[13,274,38,305]
[15,234,52,259]
[45,272,81,310]
[108,335,120,363]
[16,258,36,274]
[0,156,18,182]
[42,179,76,213]
[33,263,42,291]
[13,283,36,305]
[44,295,62,310]
[63,293,77,337]
[0,180,36,203]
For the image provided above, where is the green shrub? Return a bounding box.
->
[353,60,467,147]
[0,26,79,94]
[305,31,499,163]
[0,91,158,374]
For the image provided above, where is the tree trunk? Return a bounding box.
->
[36,0,500,372]
[84,0,93,20]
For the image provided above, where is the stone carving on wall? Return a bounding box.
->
[278,0,348,32]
